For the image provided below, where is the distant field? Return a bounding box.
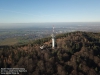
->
[0,38,18,45]
[0,29,34,46]
[0,37,29,46]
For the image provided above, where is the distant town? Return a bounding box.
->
[0,22,100,45]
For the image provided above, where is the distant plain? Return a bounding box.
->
[0,22,100,46]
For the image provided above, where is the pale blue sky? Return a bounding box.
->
[0,0,100,23]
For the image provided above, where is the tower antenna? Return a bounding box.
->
[53,25,54,33]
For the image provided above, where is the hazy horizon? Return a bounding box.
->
[0,22,100,29]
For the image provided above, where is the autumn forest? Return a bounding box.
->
[0,31,100,75]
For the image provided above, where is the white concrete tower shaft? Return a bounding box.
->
[52,26,55,49]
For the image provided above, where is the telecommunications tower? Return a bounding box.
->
[51,26,55,49]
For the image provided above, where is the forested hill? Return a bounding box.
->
[0,31,100,75]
